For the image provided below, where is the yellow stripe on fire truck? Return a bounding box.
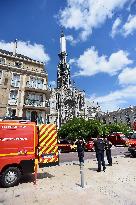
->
[39,134,57,156]
[39,124,55,143]
[38,124,59,164]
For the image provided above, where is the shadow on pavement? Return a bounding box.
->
[20,174,34,184]
[20,172,55,184]
[88,167,97,172]
[75,183,82,187]
[73,163,80,166]
[37,172,54,179]
[124,153,135,158]
[0,172,55,188]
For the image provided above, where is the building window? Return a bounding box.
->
[0,58,5,65]
[15,61,23,68]
[11,73,20,87]
[8,108,16,117]
[25,93,43,107]
[26,111,31,120]
[11,109,16,117]
[37,112,44,124]
[8,90,18,105]
[9,90,18,100]
[27,77,44,89]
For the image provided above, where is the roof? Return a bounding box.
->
[0,49,44,65]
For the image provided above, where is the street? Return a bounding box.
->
[59,146,128,163]
[0,150,136,205]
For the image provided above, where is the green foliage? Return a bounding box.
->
[58,117,132,141]
[107,123,131,135]
[58,117,102,141]
[100,124,110,136]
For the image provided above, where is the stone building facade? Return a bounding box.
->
[0,48,50,123]
[99,106,136,126]
[86,100,102,119]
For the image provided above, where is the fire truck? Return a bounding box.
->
[0,120,59,187]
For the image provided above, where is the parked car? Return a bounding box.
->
[107,132,129,146]
[85,139,94,151]
[58,139,72,153]
[128,133,136,157]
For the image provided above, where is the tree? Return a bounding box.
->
[100,124,110,137]
[58,118,131,142]
[106,123,131,135]
[58,117,102,141]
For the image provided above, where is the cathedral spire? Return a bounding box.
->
[61,30,64,37]
[57,31,71,89]
[60,30,66,53]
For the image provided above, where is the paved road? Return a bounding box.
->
[59,146,128,163]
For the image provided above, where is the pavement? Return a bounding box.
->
[0,153,136,205]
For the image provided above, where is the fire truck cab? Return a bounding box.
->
[0,120,58,187]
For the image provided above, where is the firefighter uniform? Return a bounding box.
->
[94,138,106,172]
[104,139,112,166]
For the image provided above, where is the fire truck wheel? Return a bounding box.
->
[1,167,21,188]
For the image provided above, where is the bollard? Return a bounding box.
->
[34,159,38,185]
[80,162,84,188]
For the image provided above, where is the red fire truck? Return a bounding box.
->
[0,120,59,187]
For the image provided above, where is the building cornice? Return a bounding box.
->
[0,49,44,66]
[0,64,48,78]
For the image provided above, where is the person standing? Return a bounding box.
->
[94,135,106,172]
[76,138,85,165]
[104,137,112,166]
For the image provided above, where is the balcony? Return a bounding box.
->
[24,99,50,112]
[11,81,20,87]
[8,99,17,105]
[25,82,51,96]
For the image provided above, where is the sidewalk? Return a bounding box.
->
[0,155,136,205]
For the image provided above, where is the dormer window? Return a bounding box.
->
[0,58,5,65]
[15,61,23,68]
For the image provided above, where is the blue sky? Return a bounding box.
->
[0,0,136,111]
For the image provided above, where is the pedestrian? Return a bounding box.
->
[76,137,85,165]
[104,137,112,166]
[94,135,106,172]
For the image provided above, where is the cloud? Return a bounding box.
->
[58,0,129,41]
[65,35,78,45]
[69,58,76,65]
[71,47,132,77]
[118,67,136,85]
[87,85,136,111]
[123,15,136,36]
[111,17,122,38]
[0,40,50,62]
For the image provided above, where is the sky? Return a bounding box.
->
[0,0,136,112]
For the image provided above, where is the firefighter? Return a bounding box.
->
[104,137,112,166]
[94,135,106,172]
[76,137,85,165]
